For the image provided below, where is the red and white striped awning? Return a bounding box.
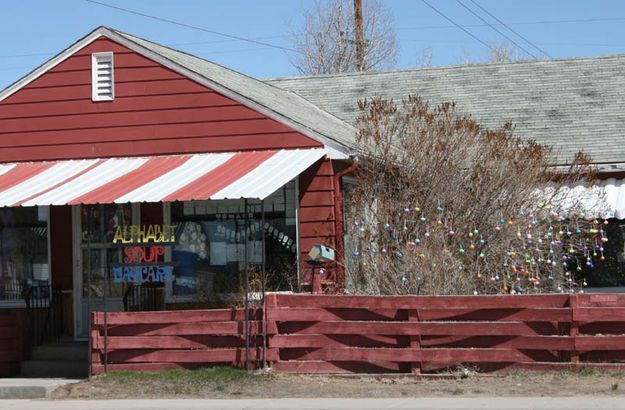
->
[0,148,327,207]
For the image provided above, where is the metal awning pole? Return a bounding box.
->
[261,199,266,369]
[86,206,92,374]
[100,204,108,373]
[244,198,249,371]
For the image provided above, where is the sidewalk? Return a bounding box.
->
[2,397,625,410]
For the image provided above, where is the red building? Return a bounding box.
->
[0,26,356,359]
[3,27,625,377]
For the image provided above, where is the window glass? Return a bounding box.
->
[170,182,298,297]
[0,206,48,301]
[81,204,132,298]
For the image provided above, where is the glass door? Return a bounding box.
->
[73,203,137,340]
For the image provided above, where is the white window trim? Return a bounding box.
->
[91,52,114,102]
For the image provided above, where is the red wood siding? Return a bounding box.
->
[0,37,322,163]
[298,159,337,289]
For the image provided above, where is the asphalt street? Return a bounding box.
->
[2,397,625,410]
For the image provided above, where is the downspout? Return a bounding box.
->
[333,160,359,293]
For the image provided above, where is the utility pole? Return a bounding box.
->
[354,0,365,71]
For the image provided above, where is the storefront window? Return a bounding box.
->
[0,206,48,301]
[170,182,298,298]
[81,204,133,298]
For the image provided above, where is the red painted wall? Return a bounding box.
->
[0,36,322,163]
[298,159,337,288]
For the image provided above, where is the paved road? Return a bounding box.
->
[2,397,625,410]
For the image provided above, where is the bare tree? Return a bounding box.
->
[461,42,524,64]
[415,47,433,69]
[344,96,607,296]
[290,0,398,75]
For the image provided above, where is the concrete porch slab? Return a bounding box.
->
[0,378,82,399]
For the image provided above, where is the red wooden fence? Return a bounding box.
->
[91,293,625,375]
[0,311,24,376]
[91,308,270,374]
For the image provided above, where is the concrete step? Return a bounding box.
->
[0,378,81,399]
[20,360,88,379]
[32,343,88,361]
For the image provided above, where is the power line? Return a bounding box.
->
[84,0,298,54]
[468,0,552,58]
[455,0,537,59]
[398,16,625,31]
[421,0,492,52]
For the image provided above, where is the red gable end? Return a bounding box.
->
[0,36,322,163]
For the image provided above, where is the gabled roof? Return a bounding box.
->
[266,55,625,167]
[0,26,357,158]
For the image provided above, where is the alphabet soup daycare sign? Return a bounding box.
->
[111,224,177,283]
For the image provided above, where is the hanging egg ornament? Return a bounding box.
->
[449,230,455,236]
[459,248,465,254]
[420,217,426,222]
[479,253,485,259]
[437,206,443,212]
[384,223,391,229]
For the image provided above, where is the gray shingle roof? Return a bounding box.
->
[265,55,625,166]
[108,28,358,154]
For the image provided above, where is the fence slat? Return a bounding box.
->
[93,309,263,325]
[573,308,625,322]
[273,294,570,309]
[277,321,557,336]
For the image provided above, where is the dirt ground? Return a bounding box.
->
[50,369,625,399]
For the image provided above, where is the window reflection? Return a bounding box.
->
[0,207,48,301]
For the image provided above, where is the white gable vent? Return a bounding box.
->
[91,52,114,101]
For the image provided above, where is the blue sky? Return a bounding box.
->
[1,0,625,90]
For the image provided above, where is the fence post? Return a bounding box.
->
[90,312,101,375]
[265,293,278,368]
[408,308,421,375]
[569,295,580,367]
